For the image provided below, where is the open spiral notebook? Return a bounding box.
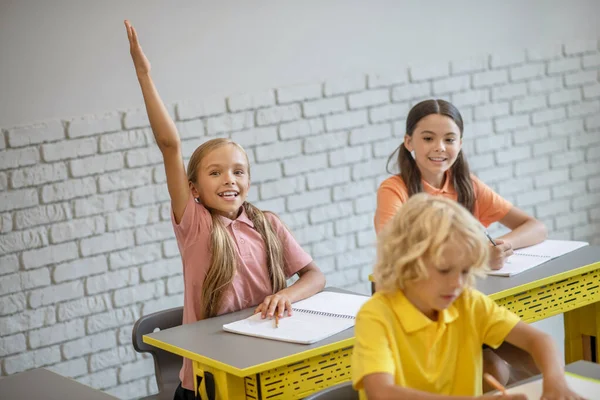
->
[487,240,588,277]
[501,371,600,398]
[222,291,370,344]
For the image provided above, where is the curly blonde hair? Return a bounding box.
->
[374,193,489,292]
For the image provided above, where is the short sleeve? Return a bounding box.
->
[351,299,396,391]
[171,193,212,250]
[265,213,313,278]
[374,177,409,234]
[472,175,513,227]
[469,290,521,349]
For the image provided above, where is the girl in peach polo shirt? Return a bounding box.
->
[125,21,326,399]
[374,99,547,391]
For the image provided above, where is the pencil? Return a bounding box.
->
[484,373,506,395]
[275,314,279,328]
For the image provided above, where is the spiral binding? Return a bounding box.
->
[292,308,355,319]
[514,252,551,258]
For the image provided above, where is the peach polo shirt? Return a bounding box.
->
[374,173,512,234]
[171,194,312,390]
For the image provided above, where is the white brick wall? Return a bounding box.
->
[0,40,599,399]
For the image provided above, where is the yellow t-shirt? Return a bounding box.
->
[351,289,520,398]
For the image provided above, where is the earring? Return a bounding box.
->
[194,197,200,204]
[410,150,416,159]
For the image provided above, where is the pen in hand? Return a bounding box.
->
[484,373,506,395]
[484,230,497,246]
[275,314,279,328]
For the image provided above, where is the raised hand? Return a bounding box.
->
[124,20,151,77]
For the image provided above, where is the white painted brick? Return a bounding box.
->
[564,39,598,55]
[591,205,600,220]
[551,149,585,168]
[140,258,181,282]
[473,102,510,120]
[278,118,324,140]
[534,169,570,188]
[492,83,528,102]
[0,227,47,256]
[125,146,162,168]
[451,89,489,108]
[0,254,19,276]
[476,165,513,183]
[0,132,5,150]
[556,212,588,230]
[326,268,360,287]
[81,230,135,256]
[587,115,600,130]
[588,145,600,162]
[528,76,563,94]
[565,70,598,87]
[250,161,282,183]
[42,177,97,202]
[277,83,322,103]
[349,124,392,146]
[494,114,531,132]
[166,276,183,295]
[333,179,375,201]
[583,54,600,69]
[77,368,118,390]
[177,96,226,120]
[324,75,366,96]
[87,269,140,299]
[292,222,334,246]
[47,357,88,378]
[99,129,148,153]
[392,120,407,137]
[584,83,600,100]
[205,111,254,135]
[256,139,302,162]
[463,120,494,139]
[175,119,204,140]
[572,193,600,210]
[306,166,351,190]
[50,216,105,244]
[68,112,122,138]
[3,346,61,374]
[574,224,600,242]
[0,293,26,316]
[475,133,511,153]
[0,189,39,213]
[391,82,431,103]
[287,188,330,211]
[473,70,508,88]
[496,146,531,164]
[527,43,563,61]
[536,199,571,218]
[309,202,353,225]
[369,103,410,123]
[253,198,282,215]
[135,221,173,245]
[547,58,581,75]
[42,137,97,162]
[0,172,6,191]
[352,158,387,180]
[568,100,600,118]
[260,176,305,199]
[106,377,148,399]
[256,104,302,126]
[163,239,179,257]
[325,110,368,132]
[337,247,376,268]
[119,357,155,383]
[433,75,470,95]
[548,88,582,106]
[29,280,84,308]
[513,126,549,145]
[348,89,389,109]
[514,95,549,114]
[106,206,158,231]
[282,153,328,175]
[509,64,545,82]
[302,97,346,117]
[354,194,376,215]
[29,319,85,348]
[516,189,551,207]
[0,273,20,296]
[20,268,51,290]
[533,138,567,157]
[572,161,600,179]
[122,108,152,129]
[21,241,77,270]
[114,281,165,308]
[228,90,275,112]
[74,191,129,217]
[0,305,55,336]
[357,229,376,247]
[0,213,11,235]
[54,255,108,283]
[6,120,64,148]
[304,131,347,153]
[552,181,587,199]
[87,306,139,334]
[90,345,137,372]
[57,294,110,322]
[367,70,408,88]
[373,137,401,158]
[490,50,526,68]
[409,63,449,81]
[10,163,67,188]
[98,168,152,193]
[312,256,335,274]
[278,211,308,230]
[451,56,487,75]
[570,132,600,149]
[335,214,372,236]
[497,177,534,196]
[468,154,495,171]
[153,166,166,184]
[131,183,170,206]
[550,119,585,137]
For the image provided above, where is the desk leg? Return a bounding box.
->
[192,361,246,399]
[564,302,600,364]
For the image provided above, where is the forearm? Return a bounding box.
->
[367,385,476,400]
[278,269,325,303]
[527,333,564,380]
[136,73,180,150]
[498,219,547,249]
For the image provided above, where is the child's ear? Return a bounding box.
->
[403,135,413,152]
[189,181,200,199]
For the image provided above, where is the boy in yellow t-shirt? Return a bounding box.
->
[352,194,581,400]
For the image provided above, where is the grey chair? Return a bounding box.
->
[303,381,358,400]
[132,306,184,400]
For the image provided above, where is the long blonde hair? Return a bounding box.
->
[187,138,287,317]
[374,193,489,292]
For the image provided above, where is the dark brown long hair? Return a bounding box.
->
[386,99,475,213]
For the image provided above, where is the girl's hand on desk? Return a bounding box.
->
[541,378,584,400]
[479,394,526,400]
[489,240,513,270]
[254,293,292,319]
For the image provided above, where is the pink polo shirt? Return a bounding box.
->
[172,194,312,390]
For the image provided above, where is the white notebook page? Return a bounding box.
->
[504,372,600,398]
[291,291,370,317]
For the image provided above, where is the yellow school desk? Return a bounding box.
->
[144,288,365,400]
[370,245,600,364]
